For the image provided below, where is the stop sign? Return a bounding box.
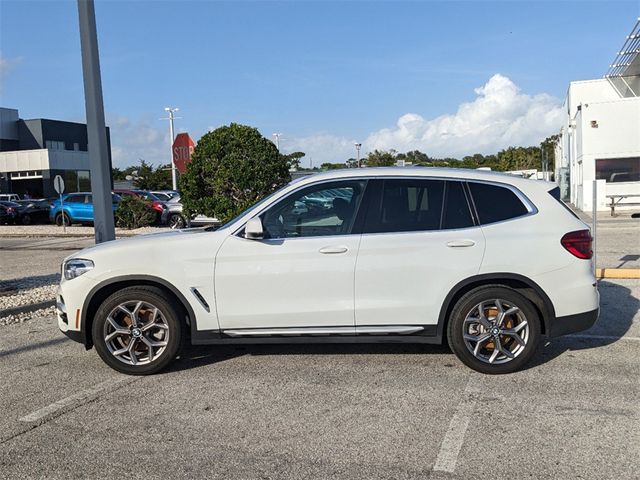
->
[172,133,195,174]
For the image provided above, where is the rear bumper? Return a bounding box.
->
[549,307,599,337]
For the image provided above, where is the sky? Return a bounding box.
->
[1,0,639,168]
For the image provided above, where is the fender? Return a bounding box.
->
[436,273,556,340]
[80,274,199,348]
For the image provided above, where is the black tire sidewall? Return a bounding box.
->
[92,287,183,375]
[447,286,540,374]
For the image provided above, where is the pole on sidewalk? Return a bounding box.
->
[165,107,179,190]
[592,180,597,277]
[78,0,115,243]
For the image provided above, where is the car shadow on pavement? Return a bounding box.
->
[527,280,638,370]
[170,343,453,373]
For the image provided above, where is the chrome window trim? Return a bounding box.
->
[231,174,538,237]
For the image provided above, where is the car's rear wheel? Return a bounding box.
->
[55,212,71,226]
[168,213,185,229]
[447,286,540,374]
[21,213,32,225]
[92,286,183,375]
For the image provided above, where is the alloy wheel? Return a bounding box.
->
[462,299,529,365]
[103,300,170,366]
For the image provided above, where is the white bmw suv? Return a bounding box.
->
[57,168,599,375]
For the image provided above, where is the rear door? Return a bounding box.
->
[355,178,486,327]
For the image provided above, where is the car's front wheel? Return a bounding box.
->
[92,286,184,375]
[447,286,540,374]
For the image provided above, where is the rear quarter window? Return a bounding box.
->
[468,182,530,225]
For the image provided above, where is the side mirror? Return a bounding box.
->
[244,217,264,240]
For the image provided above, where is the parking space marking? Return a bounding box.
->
[433,374,481,473]
[568,334,640,342]
[19,376,133,423]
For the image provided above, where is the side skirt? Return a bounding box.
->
[191,325,442,346]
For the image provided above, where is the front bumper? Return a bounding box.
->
[549,307,599,337]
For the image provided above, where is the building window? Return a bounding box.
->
[596,157,640,183]
[45,140,65,150]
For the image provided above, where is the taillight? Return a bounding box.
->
[561,229,593,259]
[151,201,165,213]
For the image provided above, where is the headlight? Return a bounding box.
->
[63,259,94,280]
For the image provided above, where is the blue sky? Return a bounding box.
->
[1,0,638,167]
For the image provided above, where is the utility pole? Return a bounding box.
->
[272,133,282,150]
[77,0,115,243]
[355,143,362,168]
[164,107,179,190]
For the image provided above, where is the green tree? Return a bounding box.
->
[365,149,397,167]
[179,123,290,223]
[321,162,348,170]
[283,151,306,170]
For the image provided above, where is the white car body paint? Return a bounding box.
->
[57,167,598,346]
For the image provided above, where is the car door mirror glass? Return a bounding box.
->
[245,217,264,240]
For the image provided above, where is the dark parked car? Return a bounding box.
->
[14,199,52,224]
[0,202,18,224]
[0,201,20,224]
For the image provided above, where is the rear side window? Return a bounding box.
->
[442,182,474,229]
[364,179,444,233]
[66,195,86,204]
[468,182,529,225]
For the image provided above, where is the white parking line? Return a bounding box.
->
[19,376,133,423]
[568,334,640,342]
[433,375,481,473]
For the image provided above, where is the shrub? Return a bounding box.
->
[179,123,290,224]
[115,196,156,229]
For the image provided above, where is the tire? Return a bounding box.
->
[447,285,540,374]
[21,213,32,225]
[55,212,71,227]
[169,213,186,229]
[92,286,184,375]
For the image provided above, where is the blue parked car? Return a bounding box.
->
[50,192,120,226]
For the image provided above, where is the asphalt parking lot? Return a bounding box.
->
[0,234,639,479]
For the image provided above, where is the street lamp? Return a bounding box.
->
[355,143,362,168]
[272,133,282,150]
[164,107,179,190]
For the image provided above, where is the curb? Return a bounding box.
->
[596,268,640,279]
[0,300,56,317]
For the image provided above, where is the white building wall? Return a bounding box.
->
[0,149,90,172]
[556,78,640,212]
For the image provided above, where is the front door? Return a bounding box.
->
[215,180,368,330]
[355,179,486,327]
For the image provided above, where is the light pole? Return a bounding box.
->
[77,0,115,243]
[164,107,179,190]
[272,133,282,150]
[355,143,362,168]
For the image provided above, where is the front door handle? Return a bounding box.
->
[319,246,348,254]
[446,240,476,248]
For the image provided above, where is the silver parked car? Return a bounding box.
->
[161,194,220,229]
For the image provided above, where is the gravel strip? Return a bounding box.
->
[0,306,56,326]
[0,276,59,326]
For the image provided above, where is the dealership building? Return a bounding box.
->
[555,19,640,212]
[0,107,112,198]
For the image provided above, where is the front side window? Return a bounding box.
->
[468,182,529,225]
[364,179,444,233]
[261,180,366,239]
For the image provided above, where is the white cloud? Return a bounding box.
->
[107,116,170,168]
[0,53,22,92]
[288,74,564,164]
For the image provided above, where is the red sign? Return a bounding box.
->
[172,133,195,174]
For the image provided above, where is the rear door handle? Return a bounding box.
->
[446,240,476,248]
[319,246,349,254]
